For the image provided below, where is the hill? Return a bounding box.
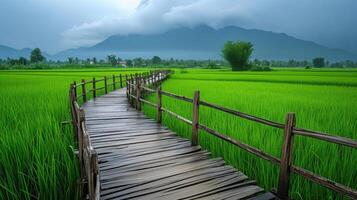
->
[55,26,357,61]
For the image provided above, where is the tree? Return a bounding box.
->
[30,48,45,63]
[107,55,117,67]
[313,57,325,68]
[126,59,133,67]
[92,57,97,64]
[222,41,253,71]
[152,56,162,65]
[68,57,74,64]
[18,57,28,65]
[133,57,144,67]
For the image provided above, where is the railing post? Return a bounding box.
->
[77,108,85,170]
[192,90,200,146]
[104,76,108,94]
[277,112,296,199]
[120,74,123,88]
[136,78,141,111]
[126,74,129,99]
[156,86,162,123]
[112,75,116,90]
[81,79,87,102]
[73,81,77,99]
[130,74,134,106]
[92,78,96,98]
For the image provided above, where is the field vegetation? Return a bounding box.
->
[142,68,357,200]
[0,68,147,199]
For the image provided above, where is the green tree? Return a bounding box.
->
[152,56,162,65]
[92,57,97,64]
[18,57,28,65]
[126,59,133,67]
[222,41,253,71]
[313,57,325,68]
[30,48,45,63]
[68,57,74,64]
[133,57,143,67]
[107,55,117,67]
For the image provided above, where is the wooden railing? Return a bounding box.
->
[68,70,167,200]
[127,71,357,200]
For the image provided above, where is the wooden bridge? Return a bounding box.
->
[69,70,357,200]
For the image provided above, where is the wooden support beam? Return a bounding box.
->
[119,74,123,88]
[157,86,162,123]
[81,79,87,102]
[277,112,296,199]
[92,78,96,98]
[136,78,141,111]
[191,90,200,146]
[112,75,116,90]
[104,76,108,94]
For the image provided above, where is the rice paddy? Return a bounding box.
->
[0,68,147,200]
[0,67,356,200]
[142,68,357,200]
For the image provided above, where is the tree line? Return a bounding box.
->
[1,46,357,70]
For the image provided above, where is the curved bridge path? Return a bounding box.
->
[81,88,276,200]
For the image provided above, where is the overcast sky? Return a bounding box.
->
[0,0,356,54]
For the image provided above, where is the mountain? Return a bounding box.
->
[0,45,32,59]
[5,26,357,61]
[0,45,52,60]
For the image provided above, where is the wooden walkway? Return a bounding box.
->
[82,88,276,200]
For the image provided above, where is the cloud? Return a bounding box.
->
[61,0,357,53]
[61,0,263,48]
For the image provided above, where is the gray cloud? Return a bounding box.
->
[1,0,357,54]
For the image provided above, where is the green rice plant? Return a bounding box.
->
[0,68,148,199]
[143,69,357,200]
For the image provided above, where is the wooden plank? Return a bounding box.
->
[80,88,273,200]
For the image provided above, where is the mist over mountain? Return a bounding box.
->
[0,45,51,60]
[2,26,357,62]
[0,45,32,59]
[55,26,357,61]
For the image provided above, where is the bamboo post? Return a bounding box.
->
[112,75,116,90]
[277,112,296,199]
[136,78,141,111]
[104,76,108,94]
[119,74,123,88]
[92,78,96,98]
[81,79,87,102]
[191,90,200,146]
[156,86,162,123]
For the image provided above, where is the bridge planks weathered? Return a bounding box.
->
[81,89,276,200]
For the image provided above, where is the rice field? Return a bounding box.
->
[142,68,357,200]
[0,68,147,200]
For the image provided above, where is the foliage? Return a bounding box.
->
[222,41,253,71]
[0,68,148,199]
[107,54,117,67]
[152,56,162,64]
[30,48,45,63]
[313,57,325,68]
[250,66,272,71]
[143,68,357,200]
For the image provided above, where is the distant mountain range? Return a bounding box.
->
[2,26,357,61]
[0,45,32,58]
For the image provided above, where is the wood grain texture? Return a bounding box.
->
[81,88,274,200]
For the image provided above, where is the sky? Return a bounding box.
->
[0,0,356,54]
